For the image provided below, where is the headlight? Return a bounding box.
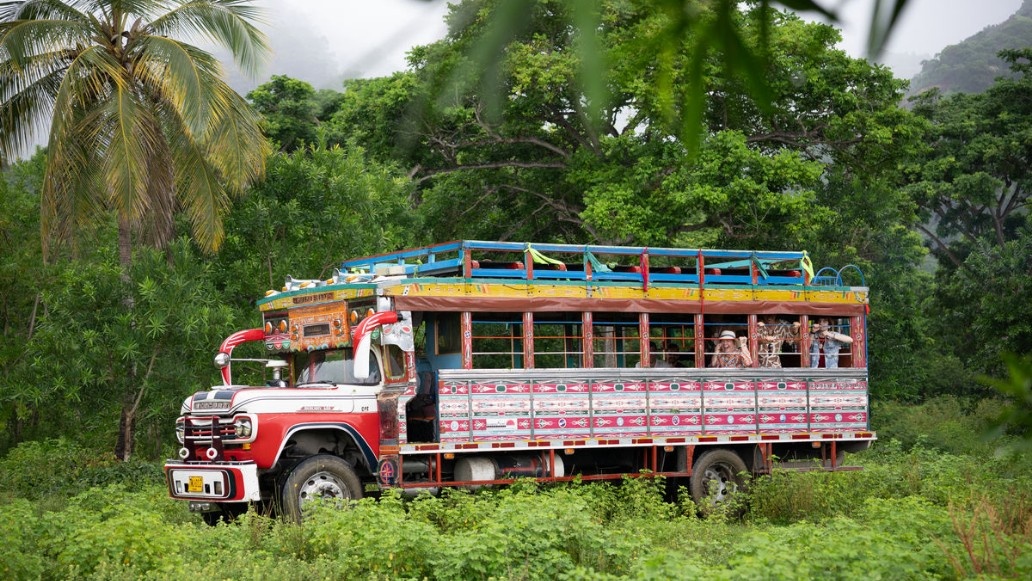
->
[175,419,185,444]
[213,352,231,368]
[233,417,253,439]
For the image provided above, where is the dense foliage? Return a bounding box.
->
[1,416,1030,580]
[1,0,1031,577]
[0,0,1030,531]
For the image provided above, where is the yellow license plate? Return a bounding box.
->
[188,475,203,493]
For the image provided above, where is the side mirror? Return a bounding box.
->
[353,332,374,380]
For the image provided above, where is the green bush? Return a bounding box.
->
[0,438,163,506]
[2,415,1031,579]
[0,499,45,579]
[730,497,957,580]
[873,395,1002,456]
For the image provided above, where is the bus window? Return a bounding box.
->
[471,313,524,369]
[533,313,583,369]
[757,315,802,368]
[592,313,642,368]
[703,316,749,368]
[384,344,407,379]
[435,313,461,355]
[810,317,854,368]
[650,314,696,368]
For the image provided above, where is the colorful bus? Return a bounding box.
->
[164,241,873,522]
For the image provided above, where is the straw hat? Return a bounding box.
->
[718,330,737,340]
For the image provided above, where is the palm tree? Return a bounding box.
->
[0,0,270,459]
[0,0,270,259]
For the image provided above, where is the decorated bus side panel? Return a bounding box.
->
[432,370,868,443]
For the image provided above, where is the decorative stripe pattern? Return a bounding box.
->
[430,368,869,445]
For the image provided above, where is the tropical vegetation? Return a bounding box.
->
[0,0,1031,577]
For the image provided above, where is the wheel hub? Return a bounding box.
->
[299,471,351,503]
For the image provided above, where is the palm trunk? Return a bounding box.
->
[114,218,137,461]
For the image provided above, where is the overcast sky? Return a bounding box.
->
[238,0,1025,92]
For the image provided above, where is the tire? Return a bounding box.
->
[689,449,748,507]
[280,455,363,523]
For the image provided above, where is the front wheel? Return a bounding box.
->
[281,455,363,523]
[689,449,748,507]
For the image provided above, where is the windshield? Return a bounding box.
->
[293,348,381,386]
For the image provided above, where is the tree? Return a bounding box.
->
[213,144,422,306]
[903,50,1032,379]
[434,0,913,150]
[24,239,239,456]
[0,0,269,260]
[247,75,321,152]
[387,1,913,249]
[0,152,49,451]
[0,0,270,460]
[323,73,423,163]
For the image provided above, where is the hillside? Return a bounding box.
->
[908,0,1032,95]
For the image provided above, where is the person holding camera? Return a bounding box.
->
[809,318,853,368]
[757,315,800,368]
[711,330,752,368]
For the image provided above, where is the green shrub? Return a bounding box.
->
[0,499,45,579]
[728,497,957,580]
[873,396,1002,456]
[0,438,163,505]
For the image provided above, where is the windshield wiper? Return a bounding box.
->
[296,380,337,387]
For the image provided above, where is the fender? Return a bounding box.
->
[273,421,379,472]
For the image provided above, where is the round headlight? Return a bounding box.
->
[175,420,186,444]
[233,417,253,439]
[214,352,231,368]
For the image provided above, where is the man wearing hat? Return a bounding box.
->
[711,330,752,368]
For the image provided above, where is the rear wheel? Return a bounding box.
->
[281,455,363,523]
[690,449,748,507]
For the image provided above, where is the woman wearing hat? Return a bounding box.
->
[711,330,752,368]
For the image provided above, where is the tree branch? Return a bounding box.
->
[414,161,566,184]
[916,222,964,269]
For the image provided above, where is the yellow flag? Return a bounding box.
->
[801,252,814,280]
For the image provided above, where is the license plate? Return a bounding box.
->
[188,475,204,493]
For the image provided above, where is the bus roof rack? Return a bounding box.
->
[335,241,858,289]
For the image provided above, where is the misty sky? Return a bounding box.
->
[239,0,1025,93]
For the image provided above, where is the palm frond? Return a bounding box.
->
[170,124,230,252]
[0,53,65,158]
[138,102,176,249]
[42,44,126,256]
[0,17,93,67]
[202,82,267,192]
[101,78,163,221]
[131,34,213,136]
[1,0,93,22]
[149,0,267,76]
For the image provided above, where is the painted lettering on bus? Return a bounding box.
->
[292,292,335,305]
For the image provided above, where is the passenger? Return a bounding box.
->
[651,342,675,368]
[810,318,853,368]
[757,315,801,368]
[657,341,686,368]
[711,330,752,368]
